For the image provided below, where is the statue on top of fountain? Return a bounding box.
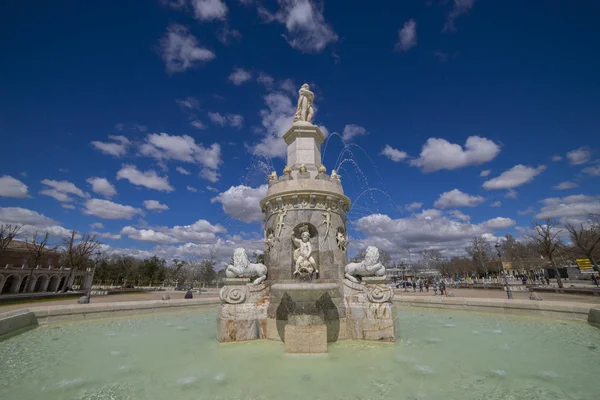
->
[293,84,315,125]
[344,246,385,284]
[291,225,318,276]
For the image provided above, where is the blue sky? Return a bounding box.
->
[1,0,599,264]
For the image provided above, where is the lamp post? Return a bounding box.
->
[86,251,102,302]
[495,243,512,300]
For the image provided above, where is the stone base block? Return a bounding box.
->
[345,302,397,342]
[284,324,327,354]
[217,317,266,342]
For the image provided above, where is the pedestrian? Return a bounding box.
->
[592,274,599,288]
[402,281,407,292]
[545,276,550,286]
[419,279,423,292]
[433,281,438,295]
[413,280,416,292]
[439,280,446,296]
[424,280,429,292]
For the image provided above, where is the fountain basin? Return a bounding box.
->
[1,306,599,399]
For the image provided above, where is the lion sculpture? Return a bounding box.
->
[344,246,385,284]
[226,248,268,285]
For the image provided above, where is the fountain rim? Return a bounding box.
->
[259,189,351,209]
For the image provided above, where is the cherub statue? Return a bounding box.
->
[226,248,268,285]
[293,84,315,124]
[344,246,385,283]
[268,171,277,182]
[299,164,308,173]
[265,231,276,253]
[336,230,347,251]
[331,170,341,180]
[275,208,287,238]
[291,225,318,276]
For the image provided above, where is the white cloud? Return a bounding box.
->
[40,179,89,203]
[159,24,215,74]
[279,79,297,96]
[483,164,546,190]
[517,207,534,215]
[90,222,104,229]
[490,201,502,208]
[381,145,408,162]
[405,202,422,211]
[91,231,122,240]
[61,203,75,210]
[176,96,200,110]
[434,189,485,209]
[0,176,30,198]
[200,167,220,183]
[552,155,562,162]
[139,133,221,171]
[186,185,197,192]
[484,217,516,229]
[228,68,252,85]
[90,135,131,157]
[353,209,494,255]
[261,0,338,53]
[86,177,117,198]
[143,200,169,212]
[553,181,578,190]
[83,199,143,220]
[410,136,500,173]
[253,93,295,158]
[0,207,71,238]
[211,184,268,223]
[121,218,225,244]
[257,72,274,88]
[191,0,228,21]
[176,166,190,175]
[536,195,600,219]
[208,112,244,128]
[395,19,417,51]
[566,147,591,165]
[341,124,368,141]
[206,185,219,192]
[443,0,476,33]
[115,123,147,132]
[116,165,174,192]
[190,120,207,129]
[480,169,491,177]
[583,165,600,176]
[449,210,470,222]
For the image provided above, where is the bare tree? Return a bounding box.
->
[466,236,493,277]
[528,219,564,288]
[25,232,51,291]
[565,214,600,271]
[61,231,100,292]
[0,224,22,261]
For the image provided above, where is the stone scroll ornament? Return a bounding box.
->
[366,284,394,303]
[225,248,268,285]
[344,246,386,283]
[219,286,249,304]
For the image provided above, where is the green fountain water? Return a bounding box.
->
[1,307,598,400]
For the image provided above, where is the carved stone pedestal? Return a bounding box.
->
[217,278,269,342]
[343,277,397,342]
[284,324,328,354]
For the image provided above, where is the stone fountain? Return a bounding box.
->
[217,84,397,353]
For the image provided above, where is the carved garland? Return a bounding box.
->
[261,194,349,220]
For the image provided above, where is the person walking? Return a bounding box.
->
[413,280,417,292]
[592,274,599,288]
[439,279,446,296]
[419,279,423,292]
[433,281,438,295]
[424,280,429,292]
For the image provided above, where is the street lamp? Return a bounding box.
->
[495,242,512,300]
[86,251,102,302]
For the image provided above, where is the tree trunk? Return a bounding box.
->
[551,259,563,288]
[589,254,599,273]
[62,267,75,293]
